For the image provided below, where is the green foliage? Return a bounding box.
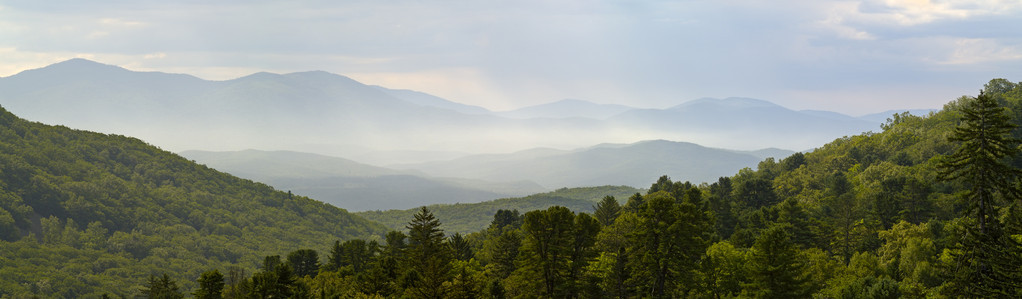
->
[746,225,810,298]
[404,207,452,298]
[141,273,184,299]
[0,105,385,296]
[593,195,622,226]
[193,269,224,299]
[938,91,1021,234]
[286,249,320,278]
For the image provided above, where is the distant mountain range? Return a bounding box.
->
[182,140,794,211]
[392,139,794,189]
[180,149,544,211]
[0,59,932,163]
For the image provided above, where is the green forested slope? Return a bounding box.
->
[357,185,640,234]
[0,105,387,297]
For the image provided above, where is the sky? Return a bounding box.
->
[1,0,1021,115]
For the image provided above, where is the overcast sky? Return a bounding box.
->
[1,0,1020,115]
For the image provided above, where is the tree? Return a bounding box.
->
[483,229,522,279]
[287,249,320,278]
[568,213,602,295]
[193,270,225,299]
[939,91,1021,235]
[699,241,749,298]
[449,233,473,261]
[251,255,297,298]
[593,196,622,226]
[938,91,1022,297]
[489,209,522,231]
[745,225,809,298]
[405,206,452,298]
[515,206,577,297]
[141,273,184,299]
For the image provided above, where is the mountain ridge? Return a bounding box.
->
[0,58,930,157]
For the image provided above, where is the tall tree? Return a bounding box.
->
[287,249,320,278]
[593,196,622,226]
[745,225,809,298]
[938,91,1021,235]
[516,206,577,298]
[193,270,225,299]
[448,233,473,261]
[251,256,296,298]
[490,209,522,231]
[938,91,1022,297]
[405,206,452,298]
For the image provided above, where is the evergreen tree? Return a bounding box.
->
[746,225,809,298]
[938,91,1022,297]
[489,209,522,231]
[593,196,622,226]
[449,233,474,261]
[516,206,577,297]
[568,213,602,295]
[140,273,184,299]
[323,240,344,272]
[287,249,320,278]
[939,91,1021,234]
[486,229,522,279]
[405,206,452,298]
[629,192,683,298]
[250,256,296,298]
[193,270,225,299]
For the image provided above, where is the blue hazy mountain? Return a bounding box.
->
[0,59,911,160]
[394,139,795,188]
[180,149,545,211]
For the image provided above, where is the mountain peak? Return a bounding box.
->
[11,58,128,78]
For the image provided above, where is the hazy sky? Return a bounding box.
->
[1,0,1021,115]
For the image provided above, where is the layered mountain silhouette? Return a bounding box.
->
[0,59,909,162]
[181,141,793,211]
[393,139,795,189]
[180,150,544,211]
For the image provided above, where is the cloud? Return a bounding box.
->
[0,1,1020,114]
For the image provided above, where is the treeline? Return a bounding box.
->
[357,185,641,234]
[149,79,1022,298]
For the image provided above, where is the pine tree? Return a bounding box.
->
[745,225,809,298]
[287,249,320,278]
[516,206,576,297]
[405,206,452,298]
[141,273,184,299]
[939,91,1021,235]
[593,196,622,226]
[938,91,1022,297]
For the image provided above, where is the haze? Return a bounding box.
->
[2,0,1021,115]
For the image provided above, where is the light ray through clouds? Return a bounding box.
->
[0,0,1019,114]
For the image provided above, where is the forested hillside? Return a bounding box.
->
[142,79,1022,298]
[0,106,387,297]
[357,185,641,234]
